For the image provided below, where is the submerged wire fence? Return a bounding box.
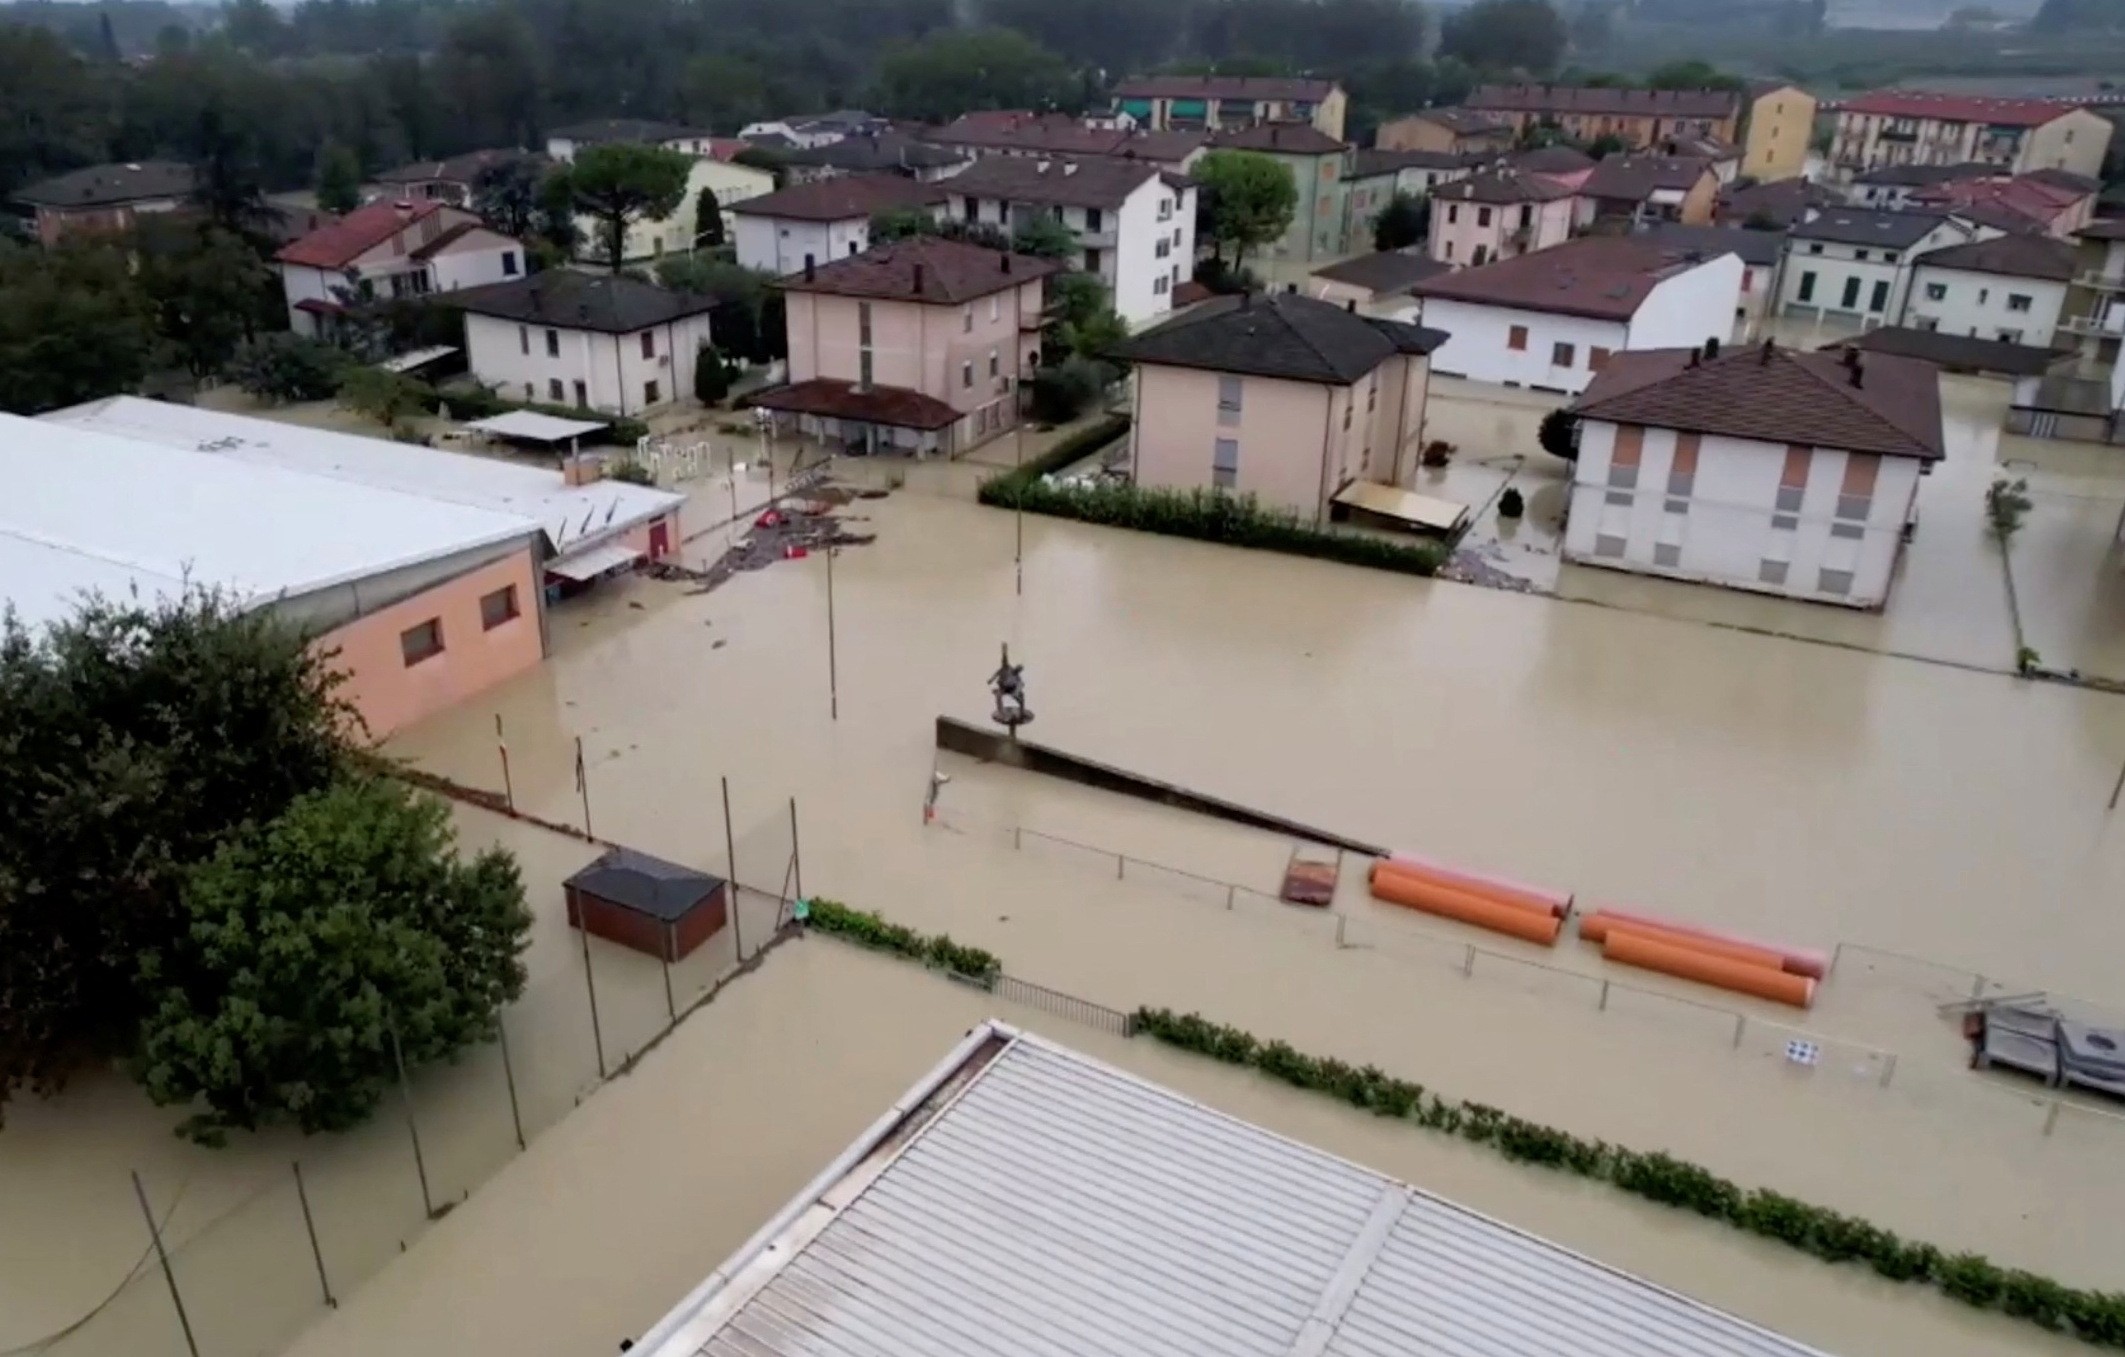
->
[925,801,2125,1148]
[32,785,806,1357]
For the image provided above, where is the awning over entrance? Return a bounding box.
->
[749,378,960,431]
[547,541,643,581]
[1332,481,1470,535]
[382,344,459,374]
[469,410,611,444]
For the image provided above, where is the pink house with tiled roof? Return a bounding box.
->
[275,199,524,337]
[1564,341,1944,608]
[1828,91,2112,183]
[758,238,1061,457]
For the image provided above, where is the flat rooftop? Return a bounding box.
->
[42,396,682,562]
[636,1022,1836,1357]
[0,413,534,629]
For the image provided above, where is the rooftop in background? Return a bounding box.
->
[1573,342,1945,462]
[1111,291,1446,385]
[1113,73,1339,102]
[1310,250,1454,295]
[943,154,1187,209]
[930,112,1204,163]
[1431,167,1575,204]
[1506,144,1596,177]
[1832,89,2088,127]
[274,198,452,269]
[0,410,534,631]
[2079,217,2125,241]
[1913,231,2078,281]
[1349,147,1485,176]
[1209,123,1347,155]
[42,396,681,561]
[631,1023,1840,1357]
[1581,154,1717,202]
[1839,325,2070,378]
[548,117,703,145]
[730,173,945,222]
[1411,236,1726,322]
[448,272,717,334]
[1716,176,1835,228]
[1466,83,1742,119]
[13,160,195,208]
[777,236,1062,304]
[2026,167,2103,195]
[1394,107,1510,135]
[780,133,968,175]
[1788,206,1952,249]
[1662,133,1739,161]
[1642,222,1785,268]
[373,148,541,186]
[1852,160,1996,188]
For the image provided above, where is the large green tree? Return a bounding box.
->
[132,219,280,379]
[1192,149,1297,270]
[1372,192,1427,251]
[472,155,545,239]
[1438,0,1568,75]
[0,238,153,415]
[0,593,351,1115]
[873,27,1075,123]
[314,140,362,214]
[549,142,693,271]
[137,776,531,1143]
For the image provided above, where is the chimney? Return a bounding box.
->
[1001,252,1012,273]
[1345,298,1356,312]
[1849,355,1864,388]
[804,254,816,282]
[913,262,926,294]
[1842,344,1859,371]
[1760,337,1774,364]
[1704,336,1720,359]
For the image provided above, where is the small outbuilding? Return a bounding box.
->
[564,848,730,961]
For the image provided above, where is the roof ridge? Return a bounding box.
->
[1270,297,1349,381]
[1776,347,1934,450]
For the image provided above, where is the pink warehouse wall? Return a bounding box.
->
[319,549,545,739]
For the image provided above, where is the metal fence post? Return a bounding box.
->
[497,1019,527,1151]
[788,796,804,904]
[660,927,678,1023]
[1878,1052,1896,1089]
[1598,979,1611,1011]
[722,776,744,960]
[2045,1099,2062,1136]
[389,1017,436,1219]
[292,1161,337,1308]
[1732,1014,1747,1049]
[1462,945,1475,978]
[132,1171,201,1357]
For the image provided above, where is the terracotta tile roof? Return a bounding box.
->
[1311,250,1453,294]
[1466,84,1741,119]
[1113,75,1338,102]
[15,160,193,208]
[1411,236,1720,322]
[1582,154,1716,203]
[1111,291,1445,384]
[1432,168,1574,204]
[2025,167,2102,194]
[1507,145,1595,177]
[1910,174,2084,223]
[944,155,1179,209]
[1912,232,2077,281]
[731,173,946,222]
[1210,123,1347,155]
[275,200,453,268]
[1833,90,2084,127]
[778,237,1061,304]
[750,379,961,430]
[1570,342,1945,461]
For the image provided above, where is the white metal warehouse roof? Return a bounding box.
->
[635,1023,1837,1357]
[0,414,534,629]
[43,397,680,559]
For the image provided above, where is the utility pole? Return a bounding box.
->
[1014,419,1025,596]
[2109,749,2125,812]
[825,541,840,721]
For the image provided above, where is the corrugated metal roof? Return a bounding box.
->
[653,1026,1839,1357]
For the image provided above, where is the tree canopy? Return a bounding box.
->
[314,140,362,214]
[0,239,155,415]
[1372,192,1426,251]
[549,143,693,271]
[137,776,531,1143]
[1438,0,1568,75]
[1192,149,1297,268]
[874,27,1076,122]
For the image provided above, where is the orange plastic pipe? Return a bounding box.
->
[1369,870,1562,946]
[1579,913,1790,972]
[1581,907,1827,980]
[1368,862,1567,925]
[1384,853,1572,919]
[1603,929,1817,1008]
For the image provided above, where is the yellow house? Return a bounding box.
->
[1742,82,1818,183]
[574,158,774,268]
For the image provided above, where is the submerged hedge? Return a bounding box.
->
[977,417,1447,578]
[805,898,1000,984]
[1133,1006,2125,1347]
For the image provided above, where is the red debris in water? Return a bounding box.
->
[755,509,782,529]
[784,545,809,559]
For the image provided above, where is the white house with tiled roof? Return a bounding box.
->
[1564,341,1945,607]
[275,200,524,338]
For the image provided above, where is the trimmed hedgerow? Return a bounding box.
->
[803,899,999,984]
[1131,1006,2125,1349]
[976,414,1132,503]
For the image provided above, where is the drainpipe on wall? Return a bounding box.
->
[1316,386,1335,529]
[613,330,626,418]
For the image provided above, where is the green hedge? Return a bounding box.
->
[978,424,1447,578]
[805,899,1000,984]
[1133,1007,2125,1347]
[976,414,1131,501]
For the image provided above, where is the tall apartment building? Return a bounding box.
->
[1827,92,2113,183]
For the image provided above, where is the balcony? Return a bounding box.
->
[2075,271,2125,293]
[2060,309,2125,337]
